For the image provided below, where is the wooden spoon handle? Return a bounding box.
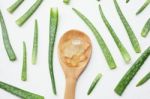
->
[64,78,76,99]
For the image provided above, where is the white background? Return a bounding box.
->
[0,0,150,99]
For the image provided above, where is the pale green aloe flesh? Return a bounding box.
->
[21,42,27,81]
[99,5,131,63]
[0,81,44,99]
[16,0,43,26]
[136,72,150,87]
[0,10,16,61]
[115,46,150,96]
[63,0,70,4]
[48,8,58,95]
[141,18,150,37]
[73,8,117,69]
[7,0,24,13]
[114,0,141,53]
[136,0,150,15]
[32,20,38,64]
[87,73,102,95]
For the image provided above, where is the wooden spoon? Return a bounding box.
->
[58,29,92,99]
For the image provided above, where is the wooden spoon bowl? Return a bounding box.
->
[58,29,92,99]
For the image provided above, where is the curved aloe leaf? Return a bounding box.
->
[32,20,38,64]
[87,73,102,95]
[141,18,150,37]
[21,42,27,81]
[48,8,59,95]
[136,72,150,87]
[0,81,44,99]
[136,0,150,15]
[0,10,16,61]
[99,5,131,63]
[126,0,129,3]
[16,0,43,26]
[114,0,141,53]
[7,0,24,13]
[73,8,117,69]
[115,47,150,96]
[64,0,70,4]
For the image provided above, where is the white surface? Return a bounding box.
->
[0,0,150,99]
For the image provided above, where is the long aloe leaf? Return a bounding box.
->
[48,8,58,95]
[136,0,150,15]
[136,72,150,87]
[114,0,141,53]
[141,18,150,37]
[32,19,38,64]
[87,73,102,95]
[21,42,27,81]
[99,5,131,63]
[0,10,16,61]
[126,0,129,3]
[63,0,70,4]
[73,8,117,69]
[0,81,44,99]
[7,0,24,13]
[115,47,150,96]
[16,0,43,26]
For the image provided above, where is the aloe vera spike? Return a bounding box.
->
[115,47,150,96]
[0,81,44,99]
[141,18,150,37]
[87,73,102,95]
[72,8,117,69]
[0,10,16,61]
[113,0,141,53]
[21,42,27,81]
[16,0,43,26]
[7,0,24,13]
[126,0,129,3]
[48,8,59,95]
[63,0,70,4]
[136,0,150,15]
[136,72,150,87]
[99,5,131,63]
[32,19,38,64]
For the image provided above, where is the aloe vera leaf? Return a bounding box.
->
[115,47,150,96]
[0,10,16,61]
[32,19,38,64]
[141,18,150,37]
[16,0,43,26]
[99,5,131,63]
[73,8,117,69]
[7,0,24,13]
[114,0,141,53]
